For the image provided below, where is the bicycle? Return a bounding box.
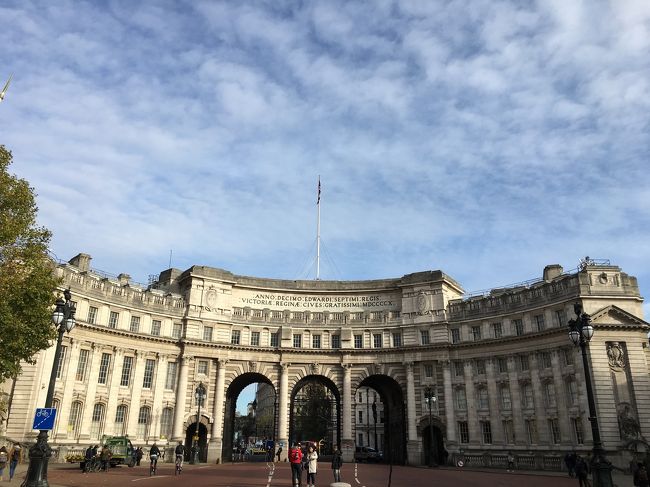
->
[149,454,158,476]
[175,454,183,476]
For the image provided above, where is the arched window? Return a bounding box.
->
[115,404,128,436]
[52,399,61,437]
[90,403,105,440]
[68,401,82,438]
[137,406,150,439]
[160,407,173,440]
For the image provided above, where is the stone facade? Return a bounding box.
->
[2,254,649,468]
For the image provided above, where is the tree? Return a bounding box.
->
[0,145,60,380]
[293,381,332,443]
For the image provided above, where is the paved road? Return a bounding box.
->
[12,461,629,487]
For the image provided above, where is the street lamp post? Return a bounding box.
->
[568,301,613,487]
[424,386,437,468]
[190,383,206,465]
[23,289,76,487]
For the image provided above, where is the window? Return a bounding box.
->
[270,332,279,347]
[544,382,556,408]
[392,333,402,347]
[56,351,68,379]
[358,410,363,423]
[203,326,213,341]
[293,334,302,348]
[109,311,119,328]
[160,407,173,439]
[563,349,574,366]
[151,320,161,336]
[90,403,105,440]
[474,359,486,375]
[197,360,208,375]
[251,331,260,346]
[540,352,552,369]
[481,421,492,444]
[52,399,61,436]
[120,356,133,386]
[492,322,502,338]
[472,326,482,341]
[312,334,321,348]
[424,364,434,378]
[143,359,155,388]
[358,433,364,446]
[172,323,183,339]
[500,386,512,410]
[453,361,464,377]
[76,349,90,382]
[498,357,509,373]
[555,309,567,327]
[519,355,529,371]
[115,405,127,435]
[549,418,561,444]
[331,334,341,349]
[477,388,489,410]
[458,421,469,443]
[88,306,98,324]
[354,334,363,349]
[130,316,140,333]
[521,383,534,409]
[358,393,363,403]
[525,419,537,444]
[68,401,82,437]
[373,333,383,348]
[98,353,111,384]
[137,407,150,439]
[534,314,545,332]
[514,319,524,336]
[165,362,177,390]
[503,420,515,444]
[566,379,578,406]
[572,418,584,444]
[231,330,241,345]
[420,330,430,345]
[451,329,461,344]
[454,388,467,410]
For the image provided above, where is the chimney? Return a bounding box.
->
[543,264,563,282]
[68,253,92,272]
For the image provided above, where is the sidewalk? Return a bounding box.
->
[429,465,631,484]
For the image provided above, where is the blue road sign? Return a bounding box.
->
[32,408,57,430]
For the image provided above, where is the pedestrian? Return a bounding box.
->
[9,444,21,481]
[136,447,143,466]
[575,456,591,487]
[331,447,342,482]
[635,463,650,487]
[289,442,303,487]
[100,444,112,471]
[276,446,282,462]
[565,451,577,477]
[0,446,8,481]
[506,451,515,472]
[306,444,318,487]
[84,445,94,473]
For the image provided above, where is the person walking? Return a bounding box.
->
[575,456,591,487]
[331,447,342,482]
[84,445,94,473]
[635,463,650,487]
[506,451,515,472]
[0,446,8,481]
[306,444,318,487]
[8,444,21,481]
[289,442,303,487]
[565,451,577,477]
[275,446,282,463]
[100,444,112,471]
[136,447,143,466]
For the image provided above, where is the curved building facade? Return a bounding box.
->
[2,253,649,468]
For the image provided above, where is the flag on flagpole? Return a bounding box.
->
[317,177,321,205]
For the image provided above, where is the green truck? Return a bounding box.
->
[105,436,136,467]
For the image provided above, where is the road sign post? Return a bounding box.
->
[32,408,57,431]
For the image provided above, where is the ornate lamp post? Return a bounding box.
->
[23,289,76,487]
[568,302,613,487]
[424,386,437,467]
[190,382,206,465]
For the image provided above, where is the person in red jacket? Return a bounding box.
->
[289,442,304,487]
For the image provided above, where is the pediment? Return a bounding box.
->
[590,305,648,328]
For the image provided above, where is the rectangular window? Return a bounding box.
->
[481,421,492,444]
[522,383,534,409]
[534,314,545,332]
[172,323,183,339]
[563,349,574,366]
[197,360,208,375]
[88,306,98,325]
[130,316,140,333]
[76,349,90,382]
[514,319,524,336]
[68,401,82,436]
[142,359,155,388]
[572,418,584,444]
[498,357,509,373]
[109,311,119,329]
[165,362,177,390]
[478,388,489,410]
[392,333,402,347]
[203,326,213,341]
[458,421,469,443]
[97,353,111,384]
[472,326,482,341]
[420,330,430,345]
[424,364,434,378]
[358,433,363,446]
[474,359,486,375]
[519,355,529,371]
[549,418,561,444]
[525,419,537,444]
[231,330,241,345]
[540,352,552,369]
[500,386,512,410]
[354,334,363,349]
[503,420,515,444]
[293,334,302,348]
[492,322,502,339]
[312,334,321,348]
[358,410,363,423]
[56,345,67,379]
[544,383,557,408]
[451,328,461,344]
[270,332,279,347]
[453,361,464,377]
[566,379,578,406]
[120,356,133,387]
[331,334,341,349]
[251,331,260,346]
[373,333,383,348]
[555,309,567,327]
[151,320,161,336]
[454,388,467,410]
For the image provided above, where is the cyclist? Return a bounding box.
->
[174,442,185,474]
[149,443,161,475]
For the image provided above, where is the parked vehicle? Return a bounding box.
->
[354,446,381,463]
[104,436,136,467]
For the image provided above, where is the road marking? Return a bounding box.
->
[265,461,276,487]
[354,462,365,487]
[131,475,170,481]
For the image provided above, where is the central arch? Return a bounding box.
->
[357,374,406,465]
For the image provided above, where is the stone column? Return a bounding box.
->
[277,362,290,461]
[150,353,167,441]
[341,363,354,462]
[103,348,123,437]
[127,351,147,439]
[208,358,227,463]
[172,355,191,441]
[442,361,457,446]
[506,356,525,445]
[79,344,102,441]
[486,358,504,444]
[463,362,480,446]
[551,350,572,444]
[530,354,549,444]
[405,362,419,464]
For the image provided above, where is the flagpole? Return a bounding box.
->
[316,177,321,280]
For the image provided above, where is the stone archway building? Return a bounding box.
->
[3,253,650,468]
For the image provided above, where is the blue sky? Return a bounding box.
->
[1,1,649,316]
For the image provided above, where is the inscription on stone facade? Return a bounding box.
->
[236,289,400,311]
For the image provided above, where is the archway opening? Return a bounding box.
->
[422,424,445,466]
[357,375,406,465]
[185,422,208,462]
[222,372,277,462]
[289,375,341,460]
